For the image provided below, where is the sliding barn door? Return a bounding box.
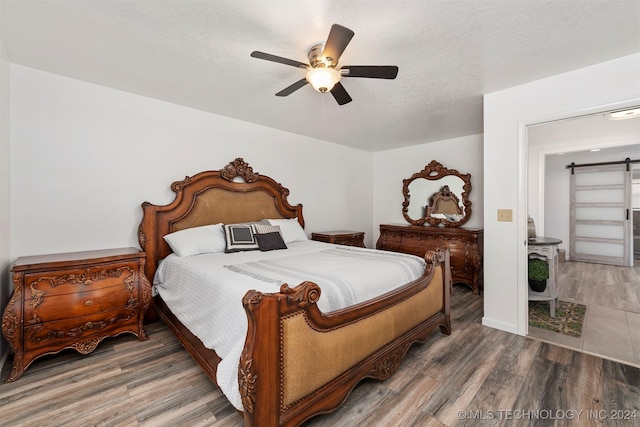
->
[569,163,633,266]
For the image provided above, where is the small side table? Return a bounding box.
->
[528,237,562,317]
[311,230,365,248]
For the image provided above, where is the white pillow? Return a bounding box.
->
[267,218,308,243]
[163,223,226,257]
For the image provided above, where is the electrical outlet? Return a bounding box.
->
[497,209,513,222]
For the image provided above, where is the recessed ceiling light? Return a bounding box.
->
[590,148,601,152]
[604,107,640,120]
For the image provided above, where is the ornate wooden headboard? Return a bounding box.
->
[138,158,304,281]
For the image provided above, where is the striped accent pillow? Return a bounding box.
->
[253,224,282,235]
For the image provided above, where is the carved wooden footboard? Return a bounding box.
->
[239,250,450,426]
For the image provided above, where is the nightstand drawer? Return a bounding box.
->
[23,306,138,354]
[24,262,138,300]
[25,285,138,324]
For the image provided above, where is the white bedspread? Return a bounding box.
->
[154,240,425,410]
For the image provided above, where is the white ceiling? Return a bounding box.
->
[1,1,639,152]
[529,111,640,158]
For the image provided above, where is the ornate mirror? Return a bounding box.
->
[402,160,472,227]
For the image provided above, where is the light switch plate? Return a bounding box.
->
[497,209,513,222]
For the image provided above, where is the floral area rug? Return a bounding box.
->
[528,300,587,338]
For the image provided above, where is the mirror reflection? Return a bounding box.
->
[402,160,472,227]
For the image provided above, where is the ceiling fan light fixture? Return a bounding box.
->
[251,24,396,105]
[306,67,341,93]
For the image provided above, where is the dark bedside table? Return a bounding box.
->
[2,247,152,382]
[311,230,365,248]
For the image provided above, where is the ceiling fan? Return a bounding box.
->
[250,24,398,105]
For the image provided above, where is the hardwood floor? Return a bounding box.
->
[528,260,640,366]
[2,286,639,426]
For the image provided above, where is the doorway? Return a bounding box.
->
[526,112,640,366]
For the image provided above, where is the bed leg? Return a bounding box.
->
[241,290,283,427]
[440,249,452,336]
[439,316,452,335]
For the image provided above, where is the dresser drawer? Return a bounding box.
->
[380,239,469,275]
[24,262,138,300]
[377,224,483,295]
[25,285,138,325]
[377,240,425,257]
[23,306,139,354]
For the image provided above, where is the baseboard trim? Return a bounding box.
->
[482,316,520,335]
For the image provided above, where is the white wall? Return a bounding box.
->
[10,65,374,257]
[483,53,640,335]
[372,134,484,242]
[0,10,11,367]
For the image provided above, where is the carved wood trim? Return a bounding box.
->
[137,257,152,340]
[221,158,259,182]
[27,266,136,319]
[402,160,472,227]
[139,158,304,282]
[2,272,25,382]
[239,358,258,413]
[369,343,411,379]
[73,338,102,354]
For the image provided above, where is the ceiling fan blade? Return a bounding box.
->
[330,82,352,105]
[250,51,309,69]
[341,65,399,79]
[322,24,354,65]
[275,78,309,96]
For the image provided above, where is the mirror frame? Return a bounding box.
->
[402,160,472,227]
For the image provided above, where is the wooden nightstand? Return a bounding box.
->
[1,247,152,382]
[311,230,365,248]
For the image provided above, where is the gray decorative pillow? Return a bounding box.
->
[224,224,259,253]
[256,232,287,251]
[253,224,287,251]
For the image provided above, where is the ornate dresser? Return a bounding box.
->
[377,224,484,295]
[2,247,152,382]
[378,160,483,295]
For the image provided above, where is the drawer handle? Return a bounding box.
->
[84,300,93,306]
[84,280,93,285]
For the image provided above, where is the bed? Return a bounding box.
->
[138,158,452,426]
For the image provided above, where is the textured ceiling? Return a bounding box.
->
[1,0,639,152]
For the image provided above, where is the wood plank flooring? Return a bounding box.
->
[1,286,639,426]
[528,260,640,366]
[556,260,640,313]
